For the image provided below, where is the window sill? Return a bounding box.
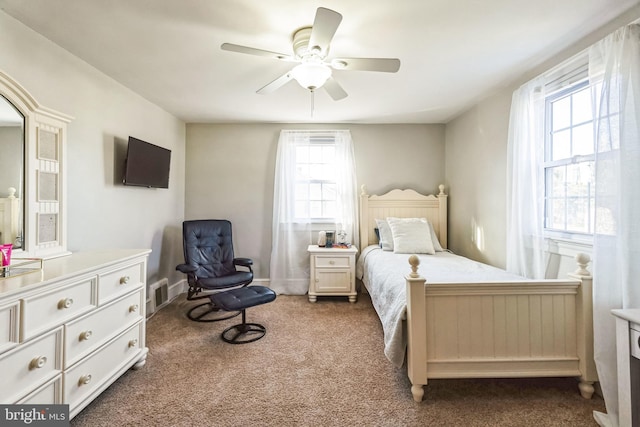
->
[545,236,593,258]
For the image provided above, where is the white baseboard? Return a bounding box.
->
[168,279,186,299]
[146,278,271,316]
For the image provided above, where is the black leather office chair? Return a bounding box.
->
[176,219,254,322]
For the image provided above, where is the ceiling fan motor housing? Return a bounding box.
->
[292,27,327,60]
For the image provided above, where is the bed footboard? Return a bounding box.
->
[405,254,596,402]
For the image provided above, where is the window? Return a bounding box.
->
[543,81,596,237]
[294,138,337,220]
[270,129,358,294]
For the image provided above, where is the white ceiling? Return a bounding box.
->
[0,0,638,124]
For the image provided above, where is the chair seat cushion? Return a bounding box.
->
[210,286,276,311]
[199,271,253,289]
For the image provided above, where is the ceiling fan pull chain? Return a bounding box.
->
[310,89,315,118]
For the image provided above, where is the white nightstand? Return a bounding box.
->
[307,245,358,303]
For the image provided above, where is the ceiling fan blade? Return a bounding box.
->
[221,43,295,62]
[331,58,401,73]
[308,7,343,56]
[256,71,294,95]
[323,77,348,101]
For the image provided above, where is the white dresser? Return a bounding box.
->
[0,249,150,419]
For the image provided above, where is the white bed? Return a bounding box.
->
[357,185,597,402]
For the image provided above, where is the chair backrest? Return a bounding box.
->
[182,220,236,279]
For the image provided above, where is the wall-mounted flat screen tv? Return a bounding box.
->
[123,136,171,188]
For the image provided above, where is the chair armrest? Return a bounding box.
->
[234,258,253,268]
[176,264,197,274]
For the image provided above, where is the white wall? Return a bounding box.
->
[186,123,445,278]
[445,91,512,268]
[0,11,186,286]
[444,5,640,275]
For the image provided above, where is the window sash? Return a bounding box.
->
[294,137,338,221]
[543,79,596,235]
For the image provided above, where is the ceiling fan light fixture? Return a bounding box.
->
[290,62,332,90]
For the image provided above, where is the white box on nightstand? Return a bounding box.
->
[307,245,358,303]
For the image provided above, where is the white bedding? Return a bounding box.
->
[356,245,526,368]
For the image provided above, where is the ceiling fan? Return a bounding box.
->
[221,7,401,101]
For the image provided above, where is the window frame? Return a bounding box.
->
[542,79,596,242]
[293,135,339,223]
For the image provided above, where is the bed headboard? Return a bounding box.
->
[359,185,448,249]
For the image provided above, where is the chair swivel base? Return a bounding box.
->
[220,322,267,344]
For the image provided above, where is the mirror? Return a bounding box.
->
[0,69,71,260]
[0,95,24,249]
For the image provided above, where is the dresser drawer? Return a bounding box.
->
[17,374,63,404]
[98,261,144,304]
[64,322,143,409]
[0,327,63,403]
[315,256,352,268]
[22,278,98,341]
[0,300,20,355]
[65,289,144,368]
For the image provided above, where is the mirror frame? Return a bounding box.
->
[0,69,72,259]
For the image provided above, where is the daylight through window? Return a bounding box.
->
[544,81,597,236]
[294,137,338,220]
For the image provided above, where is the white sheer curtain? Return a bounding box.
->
[506,77,547,279]
[590,23,640,427]
[269,130,358,295]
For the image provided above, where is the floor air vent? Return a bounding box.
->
[149,278,169,313]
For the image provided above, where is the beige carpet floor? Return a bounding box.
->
[70,292,605,426]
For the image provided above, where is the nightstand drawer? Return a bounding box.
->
[22,278,98,341]
[315,256,351,268]
[0,327,63,403]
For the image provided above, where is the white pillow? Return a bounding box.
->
[375,218,394,251]
[386,217,435,255]
[428,221,444,252]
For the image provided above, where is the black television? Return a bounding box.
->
[123,136,171,188]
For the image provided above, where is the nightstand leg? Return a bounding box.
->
[349,295,357,303]
[308,295,317,303]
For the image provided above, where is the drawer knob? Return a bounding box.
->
[78,374,92,386]
[129,304,139,313]
[119,276,130,284]
[29,356,47,370]
[79,330,93,341]
[128,339,138,348]
[58,298,74,309]
[329,260,335,265]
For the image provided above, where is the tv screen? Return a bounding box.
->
[123,137,171,188]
